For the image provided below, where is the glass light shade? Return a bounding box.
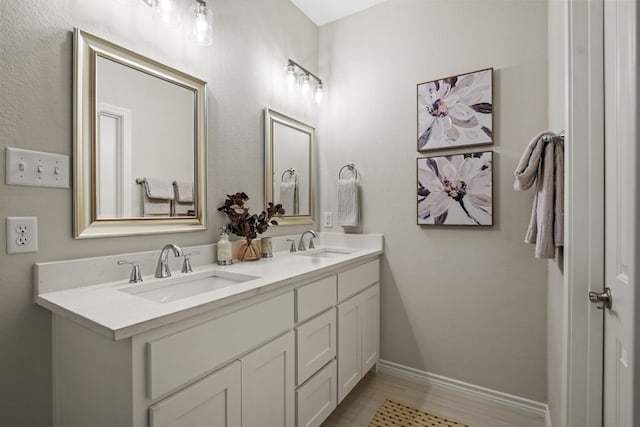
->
[286,65,297,89]
[314,83,323,104]
[300,74,311,96]
[155,0,180,27]
[187,1,213,46]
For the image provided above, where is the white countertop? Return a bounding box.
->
[35,233,383,340]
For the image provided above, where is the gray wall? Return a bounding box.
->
[0,1,318,425]
[318,0,549,402]
[547,0,567,424]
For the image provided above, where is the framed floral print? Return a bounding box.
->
[417,151,493,226]
[417,68,493,151]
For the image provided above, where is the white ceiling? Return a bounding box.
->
[290,0,389,26]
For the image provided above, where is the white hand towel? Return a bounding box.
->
[338,178,360,227]
[144,197,172,216]
[143,178,174,200]
[173,181,195,216]
[173,181,194,203]
[279,181,298,216]
[142,178,174,216]
[514,131,564,258]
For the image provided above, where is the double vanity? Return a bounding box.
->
[36,232,383,427]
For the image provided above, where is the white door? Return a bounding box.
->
[149,361,241,427]
[602,0,637,425]
[241,331,295,427]
[96,103,133,218]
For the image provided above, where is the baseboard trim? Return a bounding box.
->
[377,360,547,419]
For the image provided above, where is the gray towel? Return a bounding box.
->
[514,131,564,258]
[142,178,174,216]
[338,178,360,227]
[173,181,195,216]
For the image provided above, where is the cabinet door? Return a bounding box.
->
[361,283,380,374]
[337,295,361,403]
[149,361,241,427]
[241,331,295,427]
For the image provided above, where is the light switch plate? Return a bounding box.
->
[323,212,333,228]
[6,216,38,254]
[6,147,70,188]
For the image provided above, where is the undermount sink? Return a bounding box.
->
[119,270,259,304]
[296,247,355,258]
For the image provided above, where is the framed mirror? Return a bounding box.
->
[73,29,207,238]
[264,109,315,225]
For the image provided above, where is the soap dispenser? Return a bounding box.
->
[217,227,233,266]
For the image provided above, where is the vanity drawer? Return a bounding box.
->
[296,308,336,385]
[296,359,337,427]
[296,276,337,322]
[148,291,294,399]
[337,259,379,301]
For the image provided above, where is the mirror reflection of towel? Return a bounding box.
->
[279,181,298,216]
[142,178,174,216]
[173,181,195,216]
[338,178,360,227]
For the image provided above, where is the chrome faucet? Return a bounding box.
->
[297,230,318,252]
[155,244,184,278]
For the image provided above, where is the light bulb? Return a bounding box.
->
[286,64,296,89]
[188,1,213,46]
[155,0,180,27]
[314,83,323,104]
[300,74,311,96]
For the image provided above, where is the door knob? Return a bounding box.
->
[589,288,612,310]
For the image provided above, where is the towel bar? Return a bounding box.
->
[542,130,565,143]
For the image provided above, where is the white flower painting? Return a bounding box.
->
[417,151,493,226]
[417,68,493,151]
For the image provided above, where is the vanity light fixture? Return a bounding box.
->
[187,0,213,46]
[115,0,213,46]
[286,59,324,104]
[154,0,181,27]
[286,64,297,89]
[300,74,311,96]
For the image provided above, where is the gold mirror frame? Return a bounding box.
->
[264,108,315,226]
[73,29,207,238]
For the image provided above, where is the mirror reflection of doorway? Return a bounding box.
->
[97,104,132,218]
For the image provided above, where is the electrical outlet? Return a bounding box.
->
[7,217,38,254]
[323,212,333,228]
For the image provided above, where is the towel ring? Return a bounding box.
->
[338,162,358,180]
[135,178,146,184]
[281,168,297,182]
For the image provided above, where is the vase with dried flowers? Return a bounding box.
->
[217,192,284,261]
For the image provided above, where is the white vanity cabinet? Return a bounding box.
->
[337,261,380,403]
[49,257,380,427]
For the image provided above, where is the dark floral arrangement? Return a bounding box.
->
[217,192,285,242]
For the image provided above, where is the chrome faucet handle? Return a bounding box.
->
[118,260,143,283]
[286,239,297,253]
[181,250,200,273]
